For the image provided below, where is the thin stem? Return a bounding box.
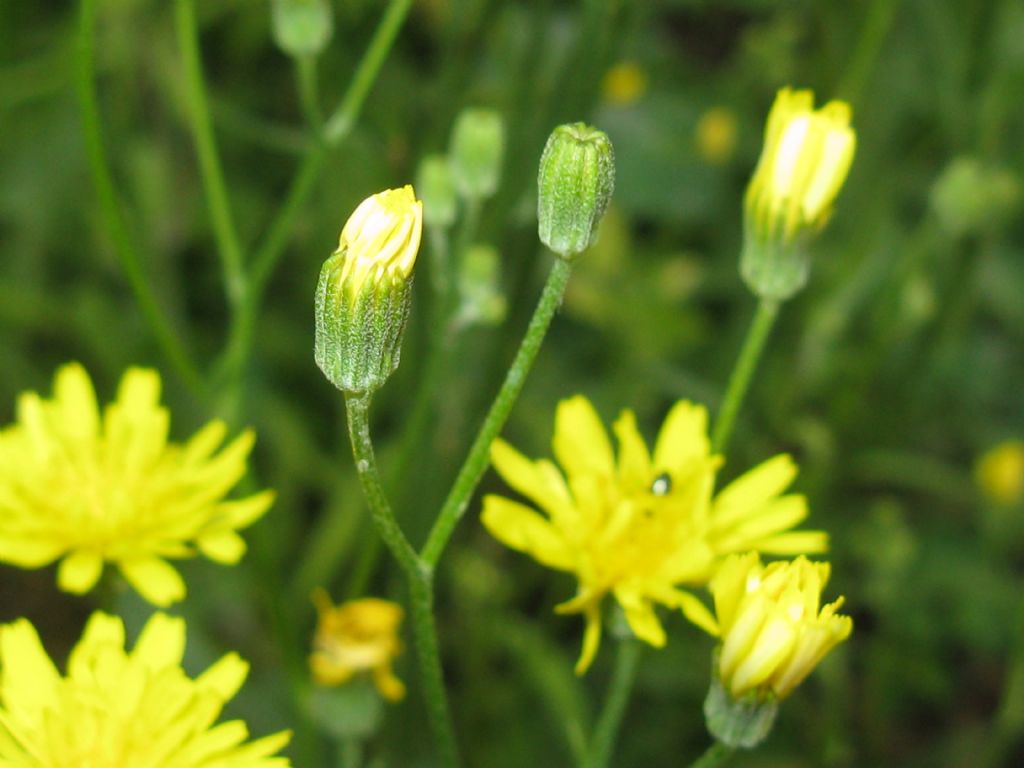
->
[343,393,422,581]
[343,393,461,767]
[711,299,780,454]
[75,0,202,394]
[421,256,573,566]
[296,54,323,134]
[689,742,734,768]
[409,572,461,768]
[174,0,247,309]
[324,0,414,143]
[583,639,643,768]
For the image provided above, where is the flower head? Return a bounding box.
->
[309,590,405,702]
[482,395,826,673]
[0,611,291,766]
[746,88,856,243]
[709,553,852,700]
[0,363,273,606]
[741,88,855,301]
[315,186,423,393]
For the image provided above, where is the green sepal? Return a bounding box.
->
[314,250,413,394]
[703,662,779,750]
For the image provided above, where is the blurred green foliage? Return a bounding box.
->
[2,0,1024,766]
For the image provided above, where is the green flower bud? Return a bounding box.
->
[703,661,779,750]
[537,122,616,259]
[416,155,458,229]
[449,109,505,200]
[272,0,333,59]
[456,244,506,327]
[315,186,423,393]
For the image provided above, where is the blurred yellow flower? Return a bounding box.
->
[310,589,406,702]
[696,107,739,165]
[601,61,647,106]
[976,440,1024,507]
[482,395,826,673]
[0,363,274,606]
[0,611,291,766]
[709,553,852,699]
[746,87,856,243]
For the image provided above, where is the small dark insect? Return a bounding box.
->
[650,472,672,496]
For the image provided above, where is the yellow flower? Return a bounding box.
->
[695,107,739,165]
[335,185,423,300]
[709,553,852,699]
[481,395,827,673]
[0,611,291,766]
[745,87,856,244]
[309,590,406,702]
[975,440,1024,507]
[0,363,274,606]
[601,61,648,106]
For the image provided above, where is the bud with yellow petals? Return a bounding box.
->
[315,185,423,393]
[703,553,852,748]
[741,88,856,301]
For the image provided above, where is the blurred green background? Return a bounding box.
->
[3,0,1024,765]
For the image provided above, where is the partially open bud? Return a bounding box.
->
[537,122,616,259]
[271,0,333,58]
[703,553,852,748]
[315,186,423,393]
[449,109,505,201]
[742,88,855,301]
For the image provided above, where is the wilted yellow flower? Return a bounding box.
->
[482,395,826,673]
[0,611,291,766]
[335,185,423,299]
[696,107,738,165]
[746,87,856,242]
[601,61,647,106]
[709,553,852,699]
[310,589,406,701]
[0,363,273,606]
[976,440,1024,507]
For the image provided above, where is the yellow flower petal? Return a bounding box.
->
[198,531,247,563]
[652,401,710,473]
[134,613,187,669]
[490,438,572,518]
[120,557,187,606]
[712,454,797,528]
[614,587,666,647]
[613,410,651,489]
[56,550,104,594]
[481,495,574,570]
[197,652,249,701]
[53,363,99,442]
[553,396,615,479]
[575,603,603,675]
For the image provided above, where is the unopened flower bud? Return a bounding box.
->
[537,122,616,259]
[742,88,855,301]
[272,0,333,58]
[315,186,423,393]
[456,244,506,327]
[449,109,505,200]
[416,155,458,229]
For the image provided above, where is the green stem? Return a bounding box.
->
[296,54,323,134]
[689,742,734,768]
[343,393,461,767]
[711,299,780,454]
[408,572,461,768]
[174,0,247,309]
[984,590,1024,767]
[75,0,202,394]
[344,393,423,581]
[324,0,414,143]
[420,256,573,566]
[583,639,642,768]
